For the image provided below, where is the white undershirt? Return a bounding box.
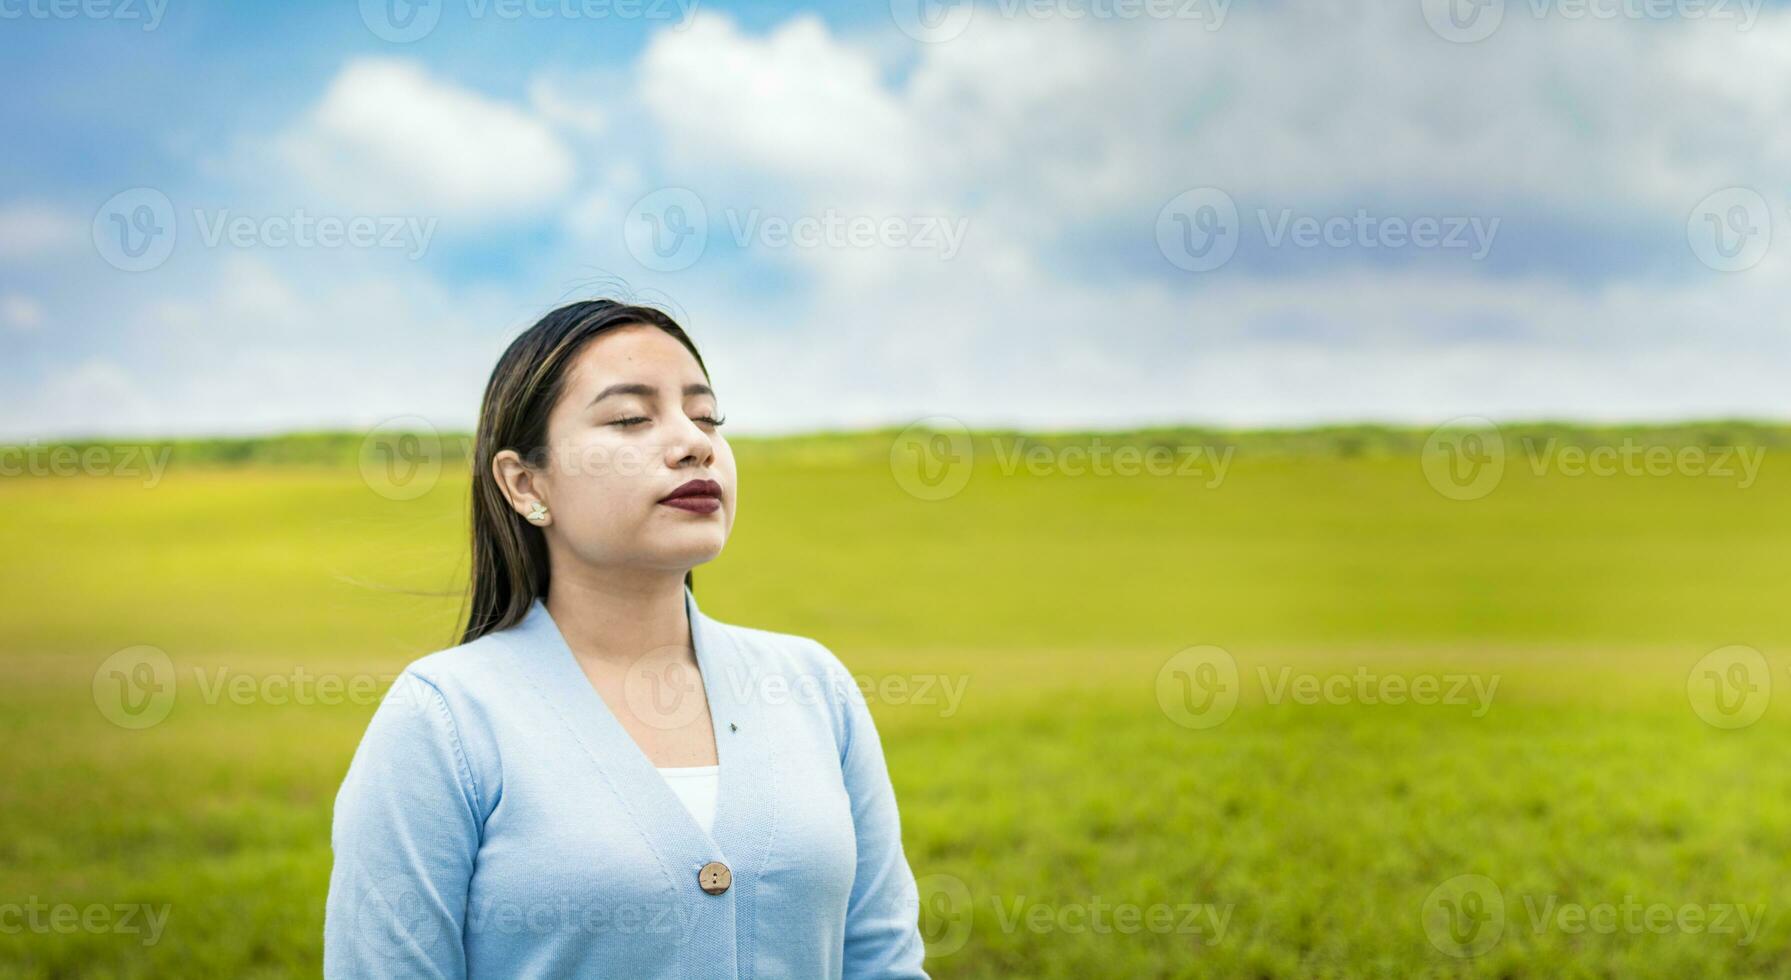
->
[655,764,719,835]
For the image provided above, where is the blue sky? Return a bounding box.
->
[3,0,1789,439]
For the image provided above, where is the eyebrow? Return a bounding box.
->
[587,382,715,408]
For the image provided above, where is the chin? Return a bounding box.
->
[654,536,727,570]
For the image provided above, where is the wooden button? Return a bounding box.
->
[698,861,732,895]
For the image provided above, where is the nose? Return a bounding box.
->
[661,414,716,470]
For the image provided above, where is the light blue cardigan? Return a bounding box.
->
[323,587,930,979]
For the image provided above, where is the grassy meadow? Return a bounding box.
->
[3,424,1790,977]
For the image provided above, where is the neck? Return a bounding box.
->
[543,560,691,665]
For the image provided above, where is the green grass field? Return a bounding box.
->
[3,426,1789,977]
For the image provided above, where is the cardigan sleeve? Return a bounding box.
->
[826,646,931,979]
[324,670,480,979]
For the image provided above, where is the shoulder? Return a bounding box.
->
[361,631,526,752]
[394,630,521,700]
[345,632,526,817]
[713,617,851,678]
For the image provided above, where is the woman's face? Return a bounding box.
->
[513,323,736,576]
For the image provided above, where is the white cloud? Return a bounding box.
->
[0,246,532,441]
[600,7,1791,431]
[638,14,920,191]
[529,75,608,136]
[0,202,83,259]
[4,361,163,440]
[640,7,1791,221]
[2,293,45,331]
[275,58,576,219]
[15,6,1791,442]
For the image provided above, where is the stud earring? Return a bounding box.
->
[526,501,550,525]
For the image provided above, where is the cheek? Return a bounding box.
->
[549,437,652,526]
[717,447,740,526]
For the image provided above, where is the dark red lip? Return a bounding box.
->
[660,496,720,514]
[659,478,722,515]
[660,478,722,502]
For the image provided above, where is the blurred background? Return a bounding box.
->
[4,0,1791,976]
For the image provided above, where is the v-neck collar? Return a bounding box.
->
[502,585,778,895]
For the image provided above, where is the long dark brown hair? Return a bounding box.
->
[458,299,710,645]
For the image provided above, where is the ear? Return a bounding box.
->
[492,448,549,523]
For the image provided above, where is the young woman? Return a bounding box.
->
[323,300,929,978]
